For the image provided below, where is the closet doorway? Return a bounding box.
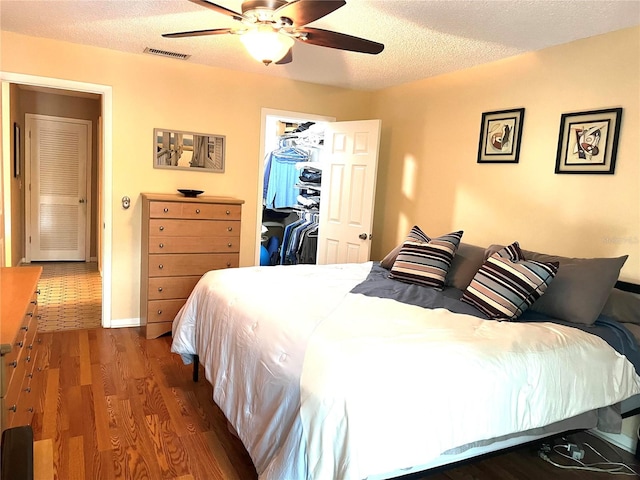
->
[256,108,382,266]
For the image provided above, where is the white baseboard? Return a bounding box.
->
[109,317,140,328]
[590,428,636,454]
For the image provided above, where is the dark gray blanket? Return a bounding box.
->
[352,263,640,375]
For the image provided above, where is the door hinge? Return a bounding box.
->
[29,236,31,244]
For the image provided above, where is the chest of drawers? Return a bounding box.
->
[1,267,43,433]
[140,193,244,339]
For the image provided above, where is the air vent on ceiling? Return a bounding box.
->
[144,47,191,60]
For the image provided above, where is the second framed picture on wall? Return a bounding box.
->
[477,108,525,164]
[554,107,622,174]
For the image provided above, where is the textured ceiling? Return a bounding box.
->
[1,0,639,91]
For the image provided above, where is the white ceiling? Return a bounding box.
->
[1,0,639,91]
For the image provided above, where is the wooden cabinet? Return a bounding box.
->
[0,266,43,433]
[141,193,244,339]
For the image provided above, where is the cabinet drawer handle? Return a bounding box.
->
[158,287,163,292]
[158,264,164,270]
[195,208,201,214]
[227,227,233,232]
[27,373,33,379]
[16,340,23,348]
[8,405,16,413]
[25,312,33,318]
[159,243,164,248]
[9,361,17,368]
[226,262,231,268]
[24,387,31,393]
[159,226,164,231]
[36,289,41,295]
[28,407,34,413]
[28,343,34,350]
[163,207,169,213]
[21,324,29,330]
[38,338,42,344]
[227,242,232,248]
[226,210,231,215]
[26,355,32,363]
[157,309,163,315]
[31,299,38,305]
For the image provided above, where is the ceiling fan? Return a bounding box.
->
[162,0,384,66]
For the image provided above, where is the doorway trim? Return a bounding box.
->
[256,108,335,265]
[1,71,113,328]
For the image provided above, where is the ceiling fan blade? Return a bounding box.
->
[275,48,293,65]
[162,28,233,38]
[187,0,243,21]
[297,27,384,54]
[275,0,345,27]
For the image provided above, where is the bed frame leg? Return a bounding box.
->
[193,355,199,382]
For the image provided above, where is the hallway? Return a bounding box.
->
[33,261,102,332]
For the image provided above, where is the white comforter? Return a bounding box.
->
[171,262,640,480]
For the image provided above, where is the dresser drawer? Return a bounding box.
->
[148,219,240,237]
[148,253,239,277]
[148,276,201,300]
[149,235,240,254]
[150,202,241,220]
[147,299,186,324]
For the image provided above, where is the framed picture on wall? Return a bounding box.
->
[13,122,20,177]
[554,107,622,174]
[477,108,525,163]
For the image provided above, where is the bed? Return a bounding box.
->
[171,233,640,480]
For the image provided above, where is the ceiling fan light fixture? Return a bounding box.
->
[240,27,294,65]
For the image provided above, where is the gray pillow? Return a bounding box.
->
[445,243,487,290]
[601,288,640,324]
[380,243,403,269]
[521,249,628,326]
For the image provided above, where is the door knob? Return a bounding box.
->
[359,233,368,240]
[79,198,86,204]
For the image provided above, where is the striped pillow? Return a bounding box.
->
[389,227,463,290]
[461,242,559,321]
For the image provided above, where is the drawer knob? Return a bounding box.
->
[31,300,38,305]
[25,313,33,318]
[159,226,164,231]
[158,264,164,270]
[24,387,31,393]
[157,309,163,315]
[226,262,231,268]
[27,373,34,379]
[163,207,169,213]
[26,355,32,363]
[28,407,34,413]
[228,242,232,248]
[226,210,231,215]
[28,344,34,350]
[227,227,233,232]
[36,289,41,295]
[196,208,201,214]
[8,405,17,413]
[158,287,163,292]
[9,361,17,368]
[38,338,42,344]
[21,324,29,330]
[16,340,23,348]
[159,243,164,248]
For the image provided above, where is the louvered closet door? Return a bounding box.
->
[29,117,88,261]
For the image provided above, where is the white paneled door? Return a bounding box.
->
[27,115,90,261]
[317,119,381,264]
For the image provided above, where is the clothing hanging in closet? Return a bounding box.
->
[263,144,310,209]
[280,212,319,265]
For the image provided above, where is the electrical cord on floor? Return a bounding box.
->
[537,436,640,476]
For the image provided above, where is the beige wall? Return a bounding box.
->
[9,83,22,266]
[0,31,372,322]
[371,26,639,283]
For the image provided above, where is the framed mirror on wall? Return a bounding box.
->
[154,128,225,173]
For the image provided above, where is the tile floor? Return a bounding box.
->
[32,261,102,332]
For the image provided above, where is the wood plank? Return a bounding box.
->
[30,327,640,480]
[79,329,92,385]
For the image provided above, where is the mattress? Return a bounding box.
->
[171,262,640,480]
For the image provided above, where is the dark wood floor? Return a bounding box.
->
[31,327,640,479]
